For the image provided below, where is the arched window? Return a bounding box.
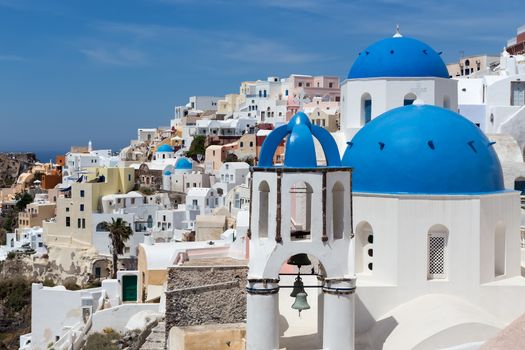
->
[290,181,313,241]
[147,215,153,228]
[514,177,525,195]
[96,222,107,232]
[355,221,373,274]
[443,95,451,109]
[258,181,270,239]
[495,221,506,277]
[361,93,372,125]
[427,224,449,280]
[332,181,345,240]
[403,92,417,106]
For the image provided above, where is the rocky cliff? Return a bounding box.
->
[0,153,36,188]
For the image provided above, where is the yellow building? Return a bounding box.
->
[217,94,241,116]
[18,202,56,228]
[43,167,135,248]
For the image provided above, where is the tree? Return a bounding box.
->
[102,218,133,279]
[225,153,239,162]
[15,192,33,211]
[186,135,206,160]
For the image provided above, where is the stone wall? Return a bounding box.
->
[165,261,247,334]
[168,323,245,350]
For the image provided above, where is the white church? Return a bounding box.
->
[246,29,525,350]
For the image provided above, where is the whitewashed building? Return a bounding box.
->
[456,49,525,151]
[183,187,221,230]
[339,28,457,141]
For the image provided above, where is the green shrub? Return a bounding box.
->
[0,277,31,312]
[63,281,81,291]
[83,280,101,289]
[186,135,206,160]
[42,278,55,287]
[6,251,16,260]
[84,332,120,350]
[139,186,154,196]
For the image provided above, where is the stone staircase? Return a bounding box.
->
[140,320,166,350]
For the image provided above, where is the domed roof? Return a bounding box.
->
[258,112,342,168]
[348,33,449,79]
[163,170,172,176]
[342,105,504,194]
[156,144,173,153]
[175,157,192,170]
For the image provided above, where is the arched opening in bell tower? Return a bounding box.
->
[332,181,345,240]
[258,180,270,239]
[278,253,325,349]
[289,181,313,241]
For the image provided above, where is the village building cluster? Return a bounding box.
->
[1,23,525,350]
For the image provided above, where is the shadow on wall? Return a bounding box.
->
[355,293,398,349]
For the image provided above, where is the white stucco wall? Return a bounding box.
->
[352,191,525,340]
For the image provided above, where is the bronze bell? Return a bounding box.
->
[291,292,310,314]
[287,253,312,268]
[290,275,307,298]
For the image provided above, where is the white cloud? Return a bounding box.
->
[0,54,25,62]
[79,47,146,66]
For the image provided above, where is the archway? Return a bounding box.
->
[332,181,345,240]
[259,181,270,239]
[494,221,506,277]
[404,92,417,106]
[278,253,324,349]
[289,182,313,241]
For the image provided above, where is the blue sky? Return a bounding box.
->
[0,0,523,159]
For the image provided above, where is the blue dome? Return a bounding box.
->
[258,112,342,168]
[175,157,192,170]
[342,105,504,194]
[157,144,173,153]
[164,170,172,176]
[348,36,449,79]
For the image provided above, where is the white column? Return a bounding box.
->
[322,278,356,350]
[246,280,280,350]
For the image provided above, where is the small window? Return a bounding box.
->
[82,218,86,229]
[66,217,70,227]
[80,190,85,198]
[427,225,449,280]
[78,218,81,228]
[403,92,417,106]
[361,93,372,124]
[80,204,84,212]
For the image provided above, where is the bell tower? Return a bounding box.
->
[246,112,356,350]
